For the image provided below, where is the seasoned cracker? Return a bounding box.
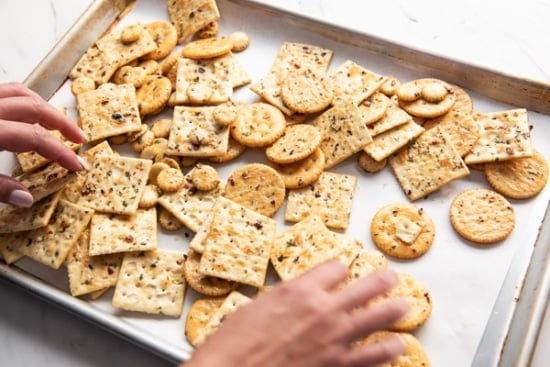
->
[230,102,286,148]
[199,197,277,287]
[190,163,221,191]
[112,65,147,88]
[330,60,386,104]
[379,76,401,96]
[157,167,185,193]
[485,149,548,199]
[158,206,185,231]
[185,296,225,347]
[138,184,160,209]
[197,20,219,39]
[285,171,357,230]
[167,0,221,43]
[280,68,334,114]
[0,231,27,264]
[357,151,387,173]
[389,125,470,201]
[142,21,178,61]
[228,31,250,52]
[371,203,435,259]
[182,37,233,59]
[269,148,325,190]
[265,124,322,164]
[367,95,412,136]
[135,75,172,116]
[342,249,388,287]
[184,249,239,296]
[223,163,286,217]
[359,92,389,125]
[450,188,516,244]
[207,136,247,163]
[0,190,63,234]
[423,110,480,157]
[358,331,430,366]
[70,77,96,96]
[364,120,425,163]
[14,161,75,202]
[229,53,252,88]
[151,118,173,138]
[112,249,186,317]
[398,79,456,118]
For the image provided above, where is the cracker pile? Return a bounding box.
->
[1,0,548,360]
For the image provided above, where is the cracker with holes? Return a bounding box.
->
[199,197,277,288]
[14,161,76,203]
[363,120,425,162]
[18,200,94,269]
[66,229,123,297]
[167,106,230,157]
[88,207,157,256]
[250,42,333,115]
[389,125,469,201]
[167,0,221,43]
[464,108,533,165]
[330,60,386,104]
[79,154,152,215]
[112,249,186,317]
[158,165,225,233]
[311,101,372,169]
[77,83,142,142]
[0,190,63,234]
[173,55,233,105]
[285,171,357,230]
[271,214,362,281]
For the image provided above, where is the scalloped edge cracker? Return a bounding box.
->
[77,83,142,142]
[18,200,94,269]
[363,119,425,162]
[167,106,230,157]
[112,249,186,317]
[79,154,152,215]
[311,101,372,169]
[89,207,158,256]
[389,125,470,201]
[284,171,357,230]
[199,197,277,288]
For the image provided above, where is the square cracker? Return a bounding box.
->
[271,214,363,281]
[0,190,63,234]
[199,197,277,288]
[167,106,230,157]
[389,125,470,201]
[250,42,333,115]
[173,55,234,105]
[88,207,157,256]
[167,0,221,43]
[194,291,251,346]
[0,231,27,264]
[363,119,425,162]
[158,165,225,233]
[77,83,142,142]
[14,161,76,202]
[66,229,123,297]
[284,171,357,230]
[330,60,386,104]
[79,154,152,215]
[311,101,372,169]
[367,96,412,136]
[112,249,186,317]
[18,200,94,269]
[464,108,533,164]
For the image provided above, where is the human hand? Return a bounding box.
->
[0,82,88,207]
[185,260,408,367]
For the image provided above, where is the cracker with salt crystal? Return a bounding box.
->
[79,154,152,215]
[66,229,123,297]
[367,95,412,136]
[389,125,470,201]
[464,108,533,165]
[112,249,186,317]
[330,60,386,104]
[193,290,251,346]
[167,106,230,157]
[0,190,63,234]
[167,0,220,43]
[158,165,224,233]
[363,120,425,162]
[88,207,157,256]
[284,171,357,230]
[311,101,372,169]
[173,55,233,105]
[0,231,27,264]
[271,214,362,281]
[199,197,276,288]
[18,200,94,269]
[77,83,142,142]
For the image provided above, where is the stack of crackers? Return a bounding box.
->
[1,0,548,363]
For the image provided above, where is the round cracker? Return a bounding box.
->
[269,148,325,190]
[450,188,515,244]
[228,31,250,52]
[357,331,430,366]
[207,136,247,163]
[184,250,239,296]
[388,272,433,332]
[280,68,334,114]
[185,296,225,347]
[265,124,322,164]
[379,76,401,96]
[485,149,549,200]
[190,163,221,191]
[358,151,387,173]
[142,21,178,60]
[158,207,184,231]
[371,203,435,259]
[398,78,456,118]
[136,75,172,116]
[181,37,233,59]
[231,102,286,147]
[359,92,389,125]
[224,163,286,217]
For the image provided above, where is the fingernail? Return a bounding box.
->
[76,156,89,171]
[76,128,88,143]
[8,189,34,208]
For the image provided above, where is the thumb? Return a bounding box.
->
[0,174,34,208]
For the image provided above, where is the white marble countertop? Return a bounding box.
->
[0,1,549,366]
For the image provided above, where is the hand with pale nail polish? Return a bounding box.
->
[184,260,408,367]
[0,82,88,208]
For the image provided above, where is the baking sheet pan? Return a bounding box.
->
[4,0,550,365]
